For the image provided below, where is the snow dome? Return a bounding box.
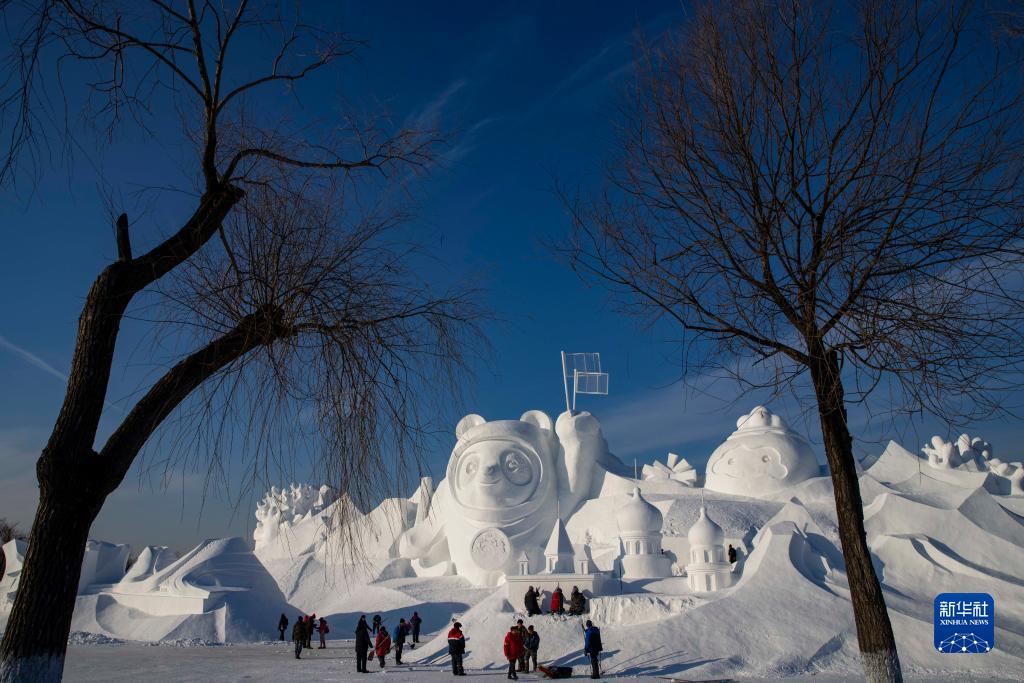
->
[616,487,663,535]
[617,488,671,579]
[686,506,732,592]
[704,406,820,498]
[687,506,724,548]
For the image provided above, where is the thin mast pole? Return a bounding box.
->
[561,351,571,414]
[572,369,578,411]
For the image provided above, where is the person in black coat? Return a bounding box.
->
[524,586,541,616]
[395,618,409,664]
[355,615,372,673]
[277,613,288,641]
[291,616,306,659]
[728,544,738,564]
[447,621,467,676]
[410,611,423,645]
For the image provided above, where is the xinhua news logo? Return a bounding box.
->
[934,593,994,654]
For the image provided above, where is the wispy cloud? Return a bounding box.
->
[0,332,125,413]
[0,333,69,384]
[600,382,740,460]
[408,78,469,130]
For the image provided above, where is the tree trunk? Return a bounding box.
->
[0,481,104,682]
[809,347,903,683]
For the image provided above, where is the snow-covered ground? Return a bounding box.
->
[60,639,1018,682]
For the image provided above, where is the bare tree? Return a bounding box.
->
[562,1,1024,681]
[0,519,27,546]
[0,2,483,680]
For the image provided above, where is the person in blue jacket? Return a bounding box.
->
[583,620,603,679]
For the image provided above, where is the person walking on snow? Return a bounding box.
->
[355,615,371,673]
[513,619,529,672]
[374,624,392,669]
[728,544,737,564]
[395,617,409,664]
[524,586,541,616]
[305,612,316,648]
[550,586,564,614]
[503,624,524,680]
[447,621,467,676]
[291,615,306,659]
[277,613,288,641]
[411,611,423,645]
[583,619,603,679]
[318,616,329,649]
[523,625,540,673]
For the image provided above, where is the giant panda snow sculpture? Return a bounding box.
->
[399,411,561,586]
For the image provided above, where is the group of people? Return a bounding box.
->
[280,613,330,658]
[502,618,604,680]
[501,619,541,679]
[353,611,423,672]
[524,585,587,616]
[277,606,605,678]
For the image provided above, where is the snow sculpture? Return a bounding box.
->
[399,411,561,586]
[922,436,962,469]
[104,537,290,623]
[616,487,671,579]
[686,507,732,592]
[1,539,27,607]
[555,410,624,516]
[704,406,820,498]
[122,546,179,583]
[642,453,697,485]
[415,476,435,523]
[78,540,131,591]
[544,518,575,573]
[398,409,621,586]
[253,483,337,554]
[922,435,1024,495]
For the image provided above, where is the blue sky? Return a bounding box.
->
[1,0,1022,553]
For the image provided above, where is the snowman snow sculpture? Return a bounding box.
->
[704,406,819,498]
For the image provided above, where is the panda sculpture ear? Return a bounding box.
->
[520,410,554,432]
[456,414,486,440]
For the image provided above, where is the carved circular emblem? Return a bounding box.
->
[470,527,511,570]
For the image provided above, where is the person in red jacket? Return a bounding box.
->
[447,621,466,676]
[549,586,564,614]
[374,625,392,669]
[317,616,329,649]
[503,624,524,680]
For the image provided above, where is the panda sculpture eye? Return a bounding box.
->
[761,455,770,463]
[461,455,479,482]
[501,450,531,485]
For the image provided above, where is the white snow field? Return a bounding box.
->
[58,639,1017,682]
[4,406,1024,681]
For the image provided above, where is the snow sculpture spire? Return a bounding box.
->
[543,517,574,573]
